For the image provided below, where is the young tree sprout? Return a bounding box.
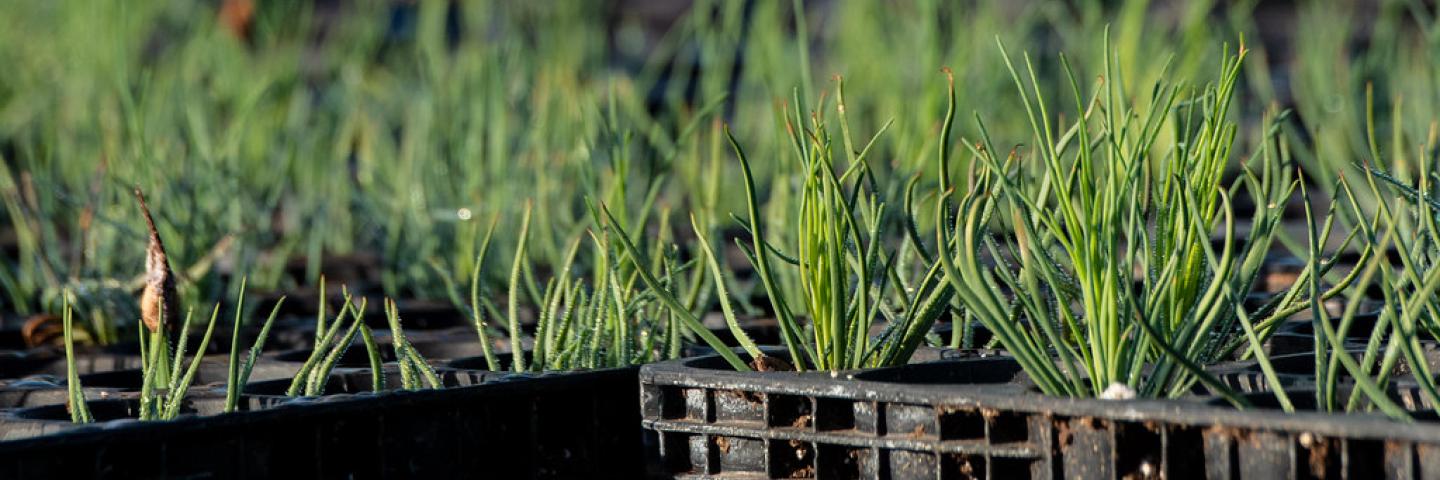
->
[63,278,289,422]
[224,277,287,413]
[627,77,950,373]
[386,299,441,390]
[286,289,382,396]
[1278,122,1440,421]
[62,293,92,424]
[938,37,1350,401]
[450,203,696,373]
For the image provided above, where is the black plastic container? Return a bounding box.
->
[641,353,1440,479]
[0,365,643,479]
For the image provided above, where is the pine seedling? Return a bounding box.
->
[224,277,287,413]
[62,292,93,424]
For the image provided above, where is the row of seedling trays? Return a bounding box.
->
[632,42,1440,480]
[3,304,1434,479]
[10,41,1440,480]
[0,318,645,479]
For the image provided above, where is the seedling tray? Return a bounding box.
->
[0,366,643,479]
[641,354,1440,479]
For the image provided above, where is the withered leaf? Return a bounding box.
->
[136,188,178,336]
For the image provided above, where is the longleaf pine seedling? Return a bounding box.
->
[385,299,441,390]
[455,204,699,372]
[64,280,303,422]
[224,278,286,413]
[137,302,217,420]
[128,280,287,421]
[61,293,92,424]
[285,287,383,396]
[630,77,953,372]
[64,194,290,422]
[938,37,1349,401]
[1266,123,1440,421]
[606,204,752,371]
[133,281,286,420]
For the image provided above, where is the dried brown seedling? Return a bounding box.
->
[136,188,178,337]
[21,314,62,347]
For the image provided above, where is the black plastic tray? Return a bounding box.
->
[641,354,1440,479]
[0,366,643,479]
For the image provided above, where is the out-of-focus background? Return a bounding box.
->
[0,0,1429,343]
